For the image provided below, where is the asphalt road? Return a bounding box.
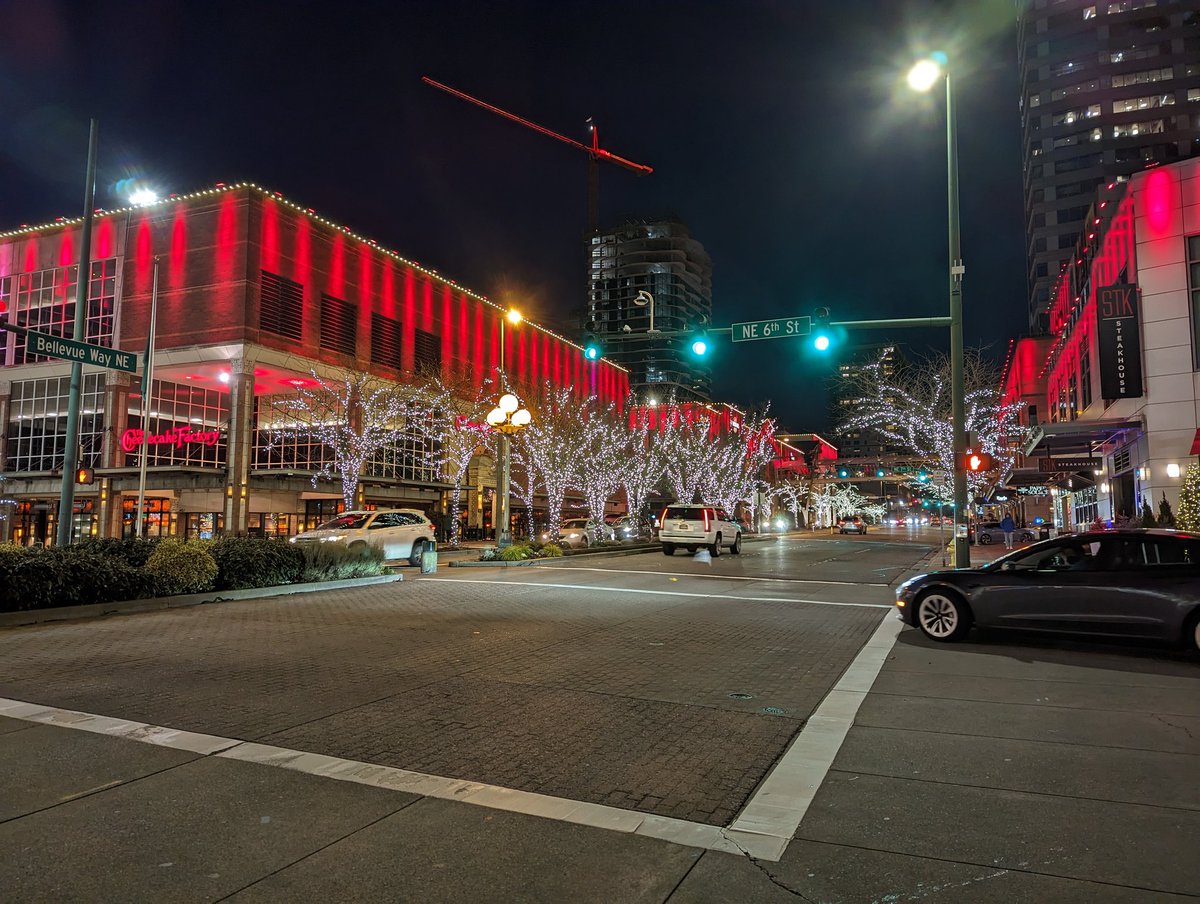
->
[2,530,1198,903]
[0,532,932,828]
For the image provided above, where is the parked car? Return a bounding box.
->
[659,504,742,556]
[289,509,435,566]
[972,521,1037,545]
[612,515,653,542]
[838,516,868,534]
[541,518,611,548]
[895,529,1200,650]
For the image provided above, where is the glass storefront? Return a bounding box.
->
[122,497,175,539]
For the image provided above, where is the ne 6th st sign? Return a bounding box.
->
[732,316,811,343]
[27,329,138,373]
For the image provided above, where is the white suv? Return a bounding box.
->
[290,509,435,565]
[659,504,742,557]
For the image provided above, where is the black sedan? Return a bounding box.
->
[895,529,1200,651]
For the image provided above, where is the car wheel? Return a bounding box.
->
[978,533,994,545]
[687,546,697,553]
[1184,608,1200,653]
[839,528,846,534]
[1020,531,1035,543]
[731,533,742,555]
[580,536,590,548]
[408,539,426,567]
[662,543,675,556]
[709,533,722,557]
[915,590,972,642]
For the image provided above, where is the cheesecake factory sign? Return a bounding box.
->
[1097,284,1143,400]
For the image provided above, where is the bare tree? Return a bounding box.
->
[517,385,584,531]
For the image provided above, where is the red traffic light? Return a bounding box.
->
[958,452,996,473]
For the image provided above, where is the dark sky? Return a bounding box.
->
[0,0,1029,433]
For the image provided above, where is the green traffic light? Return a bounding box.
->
[876,469,885,478]
[584,342,600,360]
[691,337,708,356]
[838,468,849,478]
[813,334,831,352]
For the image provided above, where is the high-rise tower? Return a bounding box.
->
[1018,0,1200,334]
[585,220,713,401]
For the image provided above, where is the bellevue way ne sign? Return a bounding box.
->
[732,316,811,343]
[26,329,138,373]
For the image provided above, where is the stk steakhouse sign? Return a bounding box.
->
[121,426,222,453]
[1096,284,1144,400]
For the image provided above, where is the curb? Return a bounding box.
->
[446,534,777,567]
[0,573,404,628]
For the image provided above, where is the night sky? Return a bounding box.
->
[0,0,1029,433]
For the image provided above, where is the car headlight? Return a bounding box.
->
[896,574,927,598]
[320,534,347,543]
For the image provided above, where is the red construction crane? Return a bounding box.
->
[421,76,653,232]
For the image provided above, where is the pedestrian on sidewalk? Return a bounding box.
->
[1000,512,1016,549]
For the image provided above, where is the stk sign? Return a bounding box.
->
[1097,284,1143,400]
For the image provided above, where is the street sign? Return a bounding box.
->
[731,316,811,343]
[25,329,137,373]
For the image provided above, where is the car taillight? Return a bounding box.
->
[661,508,670,527]
[702,509,710,531]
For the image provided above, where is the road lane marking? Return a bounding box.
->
[724,612,903,858]
[428,578,890,609]
[532,565,887,587]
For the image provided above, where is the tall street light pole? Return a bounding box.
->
[909,55,970,568]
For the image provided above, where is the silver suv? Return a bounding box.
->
[659,504,742,557]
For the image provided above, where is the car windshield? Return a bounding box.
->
[315,514,370,531]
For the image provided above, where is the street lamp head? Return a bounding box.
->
[510,408,532,427]
[498,393,520,414]
[129,188,159,207]
[907,58,942,92]
[506,308,522,325]
[486,407,507,426]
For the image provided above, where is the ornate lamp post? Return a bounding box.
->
[486,392,531,547]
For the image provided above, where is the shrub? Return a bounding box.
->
[0,545,161,612]
[210,537,305,590]
[144,538,219,595]
[538,543,563,558]
[498,544,530,561]
[479,547,498,561]
[297,542,385,582]
[75,536,161,568]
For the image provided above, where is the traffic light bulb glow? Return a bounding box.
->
[585,345,599,360]
[813,335,831,351]
[691,338,708,356]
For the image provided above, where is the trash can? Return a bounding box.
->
[420,541,438,574]
[1038,527,1050,540]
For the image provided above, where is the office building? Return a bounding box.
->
[585,220,713,402]
[1018,0,1200,333]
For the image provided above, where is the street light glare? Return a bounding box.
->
[907,59,941,92]
[129,188,159,207]
[506,308,522,324]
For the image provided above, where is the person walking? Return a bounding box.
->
[1000,512,1016,550]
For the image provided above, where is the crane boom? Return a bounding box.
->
[421,76,653,176]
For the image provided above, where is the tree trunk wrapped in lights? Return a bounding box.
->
[517,386,585,532]
[421,373,496,548]
[619,411,668,521]
[575,397,626,528]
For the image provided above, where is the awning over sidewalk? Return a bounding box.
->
[1021,418,1143,457]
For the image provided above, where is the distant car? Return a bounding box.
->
[612,516,653,542]
[659,504,742,556]
[541,518,611,549]
[973,521,1036,545]
[839,516,867,535]
[289,509,435,565]
[895,529,1200,651]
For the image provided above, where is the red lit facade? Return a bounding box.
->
[1004,156,1200,529]
[0,183,629,543]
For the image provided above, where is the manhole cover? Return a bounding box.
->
[728,692,754,700]
[762,706,786,715]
